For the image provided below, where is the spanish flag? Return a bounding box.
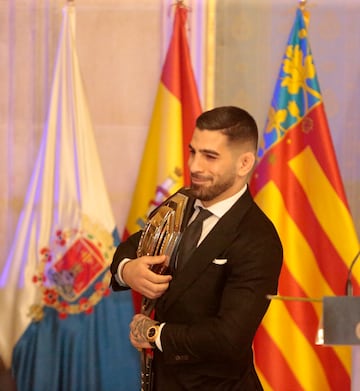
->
[123,3,201,314]
[123,4,201,241]
[250,5,360,391]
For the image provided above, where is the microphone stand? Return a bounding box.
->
[345,251,360,296]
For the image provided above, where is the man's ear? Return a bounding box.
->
[237,152,256,176]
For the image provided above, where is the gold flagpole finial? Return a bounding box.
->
[175,0,188,9]
[168,0,190,16]
[299,0,307,10]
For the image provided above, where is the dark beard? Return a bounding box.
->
[189,176,235,202]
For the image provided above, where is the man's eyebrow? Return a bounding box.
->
[200,148,220,156]
[189,144,220,156]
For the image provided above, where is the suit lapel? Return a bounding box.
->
[159,188,254,312]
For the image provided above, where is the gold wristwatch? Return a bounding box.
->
[146,323,160,347]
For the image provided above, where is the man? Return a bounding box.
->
[110,106,283,390]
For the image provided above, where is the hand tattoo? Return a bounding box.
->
[130,315,157,344]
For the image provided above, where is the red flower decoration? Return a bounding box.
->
[40,247,52,262]
[40,247,49,255]
[57,302,70,319]
[43,288,58,305]
[58,312,68,320]
[95,282,110,296]
[79,297,93,314]
[59,301,69,310]
[55,230,66,246]
[33,274,47,284]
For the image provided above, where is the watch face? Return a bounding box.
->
[148,327,156,338]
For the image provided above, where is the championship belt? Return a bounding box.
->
[137,190,189,391]
[137,190,189,315]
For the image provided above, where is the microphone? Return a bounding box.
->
[345,250,360,296]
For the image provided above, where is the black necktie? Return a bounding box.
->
[176,207,212,271]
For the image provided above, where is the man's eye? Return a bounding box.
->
[205,154,217,160]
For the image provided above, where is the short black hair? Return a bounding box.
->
[195,106,258,150]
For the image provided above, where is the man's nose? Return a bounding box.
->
[188,154,202,172]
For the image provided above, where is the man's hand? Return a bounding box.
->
[129,314,158,350]
[122,255,172,299]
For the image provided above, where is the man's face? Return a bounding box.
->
[188,128,245,206]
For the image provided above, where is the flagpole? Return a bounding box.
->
[205,0,216,110]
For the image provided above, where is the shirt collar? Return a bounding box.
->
[194,184,247,219]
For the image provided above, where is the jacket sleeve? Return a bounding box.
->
[109,231,142,291]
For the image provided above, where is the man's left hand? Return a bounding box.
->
[129,313,158,350]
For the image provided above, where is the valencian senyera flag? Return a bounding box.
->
[0,4,139,391]
[123,3,201,311]
[250,5,360,391]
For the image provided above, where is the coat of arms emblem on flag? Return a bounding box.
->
[31,216,114,320]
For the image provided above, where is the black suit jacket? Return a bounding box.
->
[110,188,283,391]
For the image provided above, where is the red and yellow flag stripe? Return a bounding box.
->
[250,6,359,391]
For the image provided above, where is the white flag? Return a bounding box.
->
[0,5,138,390]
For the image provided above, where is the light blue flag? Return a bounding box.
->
[0,4,139,390]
